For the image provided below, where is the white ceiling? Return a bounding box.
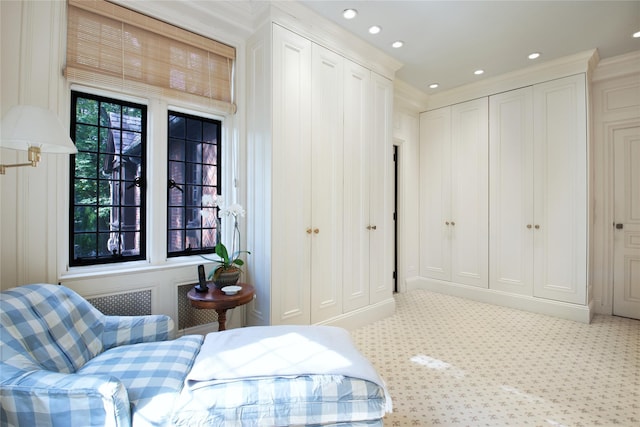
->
[299,0,640,92]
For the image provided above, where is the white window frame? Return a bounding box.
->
[61,84,238,278]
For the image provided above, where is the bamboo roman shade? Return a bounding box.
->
[66,0,236,113]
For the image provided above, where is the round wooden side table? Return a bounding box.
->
[186,283,255,331]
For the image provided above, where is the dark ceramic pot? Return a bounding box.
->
[213,267,241,288]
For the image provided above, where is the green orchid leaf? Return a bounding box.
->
[215,243,230,262]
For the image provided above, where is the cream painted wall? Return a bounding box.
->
[1,0,69,289]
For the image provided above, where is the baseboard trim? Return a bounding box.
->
[406,277,592,323]
[317,297,396,331]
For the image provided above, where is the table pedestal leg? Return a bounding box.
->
[216,309,227,331]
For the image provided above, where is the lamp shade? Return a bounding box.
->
[1,105,77,154]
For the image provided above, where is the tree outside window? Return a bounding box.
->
[70,92,146,266]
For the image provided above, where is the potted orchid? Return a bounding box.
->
[200,195,250,287]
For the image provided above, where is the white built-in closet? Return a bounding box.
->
[418,71,589,322]
[246,18,396,328]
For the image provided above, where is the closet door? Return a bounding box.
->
[271,24,312,324]
[370,72,394,304]
[310,44,344,323]
[419,106,452,281]
[489,87,534,295]
[450,98,488,288]
[533,74,587,304]
[343,60,371,313]
[420,99,487,287]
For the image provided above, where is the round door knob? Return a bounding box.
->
[306,228,312,234]
[314,228,319,234]
[371,225,377,230]
[451,221,455,226]
[527,224,532,229]
[534,224,540,229]
[445,221,450,226]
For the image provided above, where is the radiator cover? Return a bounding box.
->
[87,289,152,316]
[177,283,218,330]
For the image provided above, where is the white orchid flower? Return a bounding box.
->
[219,203,246,218]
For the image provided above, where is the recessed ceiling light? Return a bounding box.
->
[528,52,541,60]
[429,83,439,89]
[392,41,404,49]
[474,69,484,75]
[369,25,382,35]
[343,9,357,20]
[633,30,640,38]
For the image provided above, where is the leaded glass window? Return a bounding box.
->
[167,111,221,257]
[70,91,146,265]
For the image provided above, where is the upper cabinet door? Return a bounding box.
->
[271,24,312,324]
[489,87,535,296]
[533,74,587,304]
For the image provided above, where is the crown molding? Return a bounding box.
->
[269,1,403,81]
[592,51,640,83]
[394,79,428,113]
[424,49,598,111]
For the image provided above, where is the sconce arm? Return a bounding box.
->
[0,146,41,175]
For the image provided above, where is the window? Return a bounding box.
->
[65,0,234,269]
[70,91,147,266]
[167,112,222,257]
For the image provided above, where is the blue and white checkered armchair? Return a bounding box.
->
[0,284,203,427]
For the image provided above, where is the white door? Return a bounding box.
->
[271,25,312,324]
[450,98,488,288]
[532,74,587,304]
[310,44,344,323]
[613,125,640,320]
[370,72,394,304]
[489,87,534,295]
[419,107,452,281]
[343,60,371,313]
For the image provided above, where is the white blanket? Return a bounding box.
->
[186,325,392,412]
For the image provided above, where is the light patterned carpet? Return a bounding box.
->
[350,289,640,427]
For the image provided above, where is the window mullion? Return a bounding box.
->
[148,99,169,265]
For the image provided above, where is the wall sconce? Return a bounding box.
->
[0,105,77,175]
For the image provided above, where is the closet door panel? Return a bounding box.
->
[343,60,371,312]
[419,107,452,281]
[311,44,344,323]
[489,87,534,295]
[271,25,312,324]
[533,74,587,304]
[451,98,488,288]
[370,72,394,304]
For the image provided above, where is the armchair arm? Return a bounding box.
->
[102,315,175,350]
[0,366,130,427]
